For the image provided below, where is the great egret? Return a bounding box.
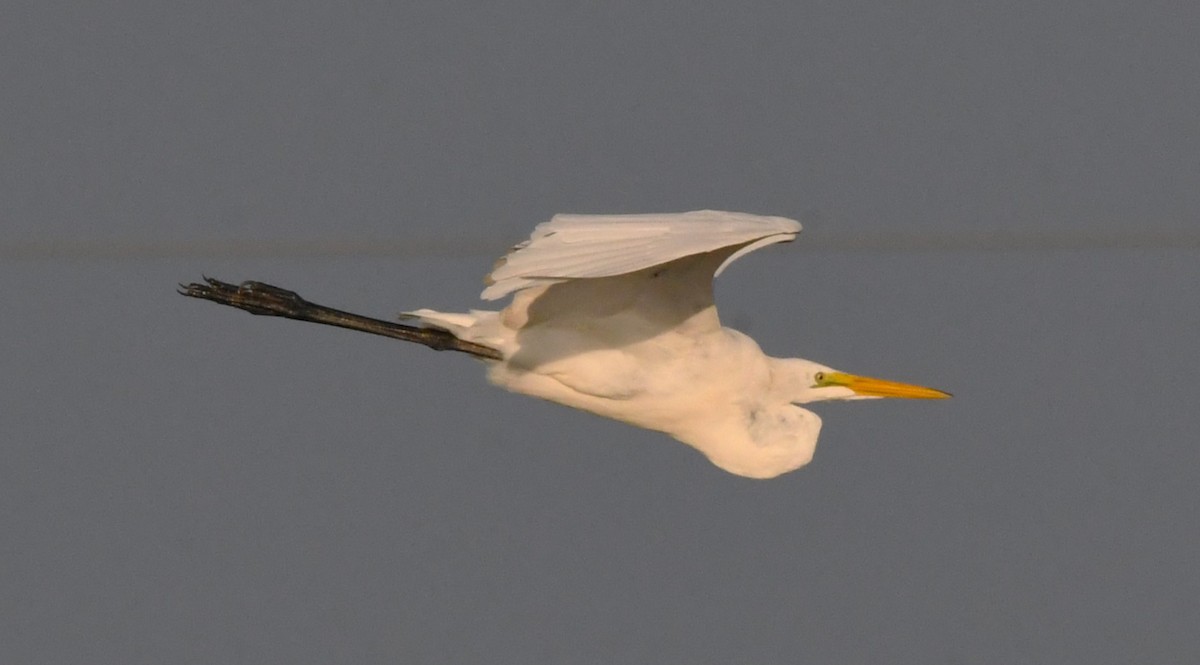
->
[183,210,948,478]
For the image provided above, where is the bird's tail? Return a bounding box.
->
[401,308,509,357]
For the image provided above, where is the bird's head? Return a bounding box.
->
[775,358,952,404]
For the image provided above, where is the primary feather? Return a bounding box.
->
[481,210,801,300]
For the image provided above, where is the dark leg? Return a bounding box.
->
[179,277,503,360]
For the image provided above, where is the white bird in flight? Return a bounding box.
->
[184,210,949,478]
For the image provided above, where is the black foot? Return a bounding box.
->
[179,277,312,317]
[179,275,504,359]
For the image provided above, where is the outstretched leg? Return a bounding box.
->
[180,277,503,360]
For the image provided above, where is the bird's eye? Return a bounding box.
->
[814,372,825,383]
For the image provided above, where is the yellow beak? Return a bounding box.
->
[822,371,952,399]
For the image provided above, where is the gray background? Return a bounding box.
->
[4,2,1198,662]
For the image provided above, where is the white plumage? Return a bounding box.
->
[407,210,948,479]
[481,210,802,299]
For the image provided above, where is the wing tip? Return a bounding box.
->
[480,210,804,299]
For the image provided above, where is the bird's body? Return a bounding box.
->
[184,210,947,478]
[404,211,948,478]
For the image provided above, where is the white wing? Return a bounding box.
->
[481,210,801,301]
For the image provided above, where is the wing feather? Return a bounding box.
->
[482,210,801,300]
